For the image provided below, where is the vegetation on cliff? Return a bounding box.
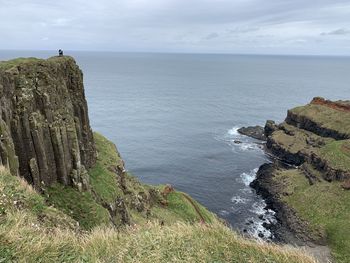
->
[0,56,317,262]
[255,97,350,263]
[46,132,216,230]
[0,166,316,263]
[275,168,350,262]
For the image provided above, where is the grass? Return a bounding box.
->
[46,184,110,230]
[290,104,350,137]
[274,168,350,263]
[45,132,218,229]
[318,140,350,171]
[0,167,316,262]
[0,57,41,70]
[270,123,333,155]
[88,132,124,203]
[161,191,214,223]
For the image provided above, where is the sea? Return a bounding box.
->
[1,50,350,239]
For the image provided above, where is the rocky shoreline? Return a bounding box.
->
[250,161,332,263]
[237,125,266,141]
[237,126,316,245]
[238,97,350,262]
[251,163,326,244]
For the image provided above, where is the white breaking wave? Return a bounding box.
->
[246,199,277,240]
[217,127,276,241]
[231,195,249,204]
[223,126,263,153]
[227,126,240,136]
[239,168,259,186]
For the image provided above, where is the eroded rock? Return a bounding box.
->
[238,126,266,140]
[0,56,96,191]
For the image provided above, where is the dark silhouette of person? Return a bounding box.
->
[58,49,64,56]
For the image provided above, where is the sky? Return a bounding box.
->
[1,0,350,55]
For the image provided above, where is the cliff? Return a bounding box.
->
[251,97,350,263]
[0,57,96,191]
[0,56,317,262]
[0,56,217,229]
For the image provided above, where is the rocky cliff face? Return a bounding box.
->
[261,98,350,182]
[285,97,350,140]
[249,98,350,262]
[0,56,96,191]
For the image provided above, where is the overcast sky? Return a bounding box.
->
[1,0,350,55]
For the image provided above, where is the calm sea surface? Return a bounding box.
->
[1,51,350,238]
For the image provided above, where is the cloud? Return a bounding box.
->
[0,0,350,55]
[321,28,350,35]
[51,18,72,27]
[205,32,219,40]
[227,27,260,34]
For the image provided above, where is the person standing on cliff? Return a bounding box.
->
[58,49,63,56]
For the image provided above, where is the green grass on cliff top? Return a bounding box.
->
[318,139,350,171]
[0,56,75,71]
[0,167,316,263]
[0,57,40,70]
[270,122,350,172]
[290,104,350,136]
[275,168,350,263]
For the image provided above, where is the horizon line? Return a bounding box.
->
[0,48,350,58]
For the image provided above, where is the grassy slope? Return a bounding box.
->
[46,132,217,230]
[271,122,350,172]
[318,139,350,171]
[268,100,350,262]
[270,123,333,154]
[290,104,350,136]
[0,166,316,263]
[274,168,350,263]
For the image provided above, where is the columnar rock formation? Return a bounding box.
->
[0,56,96,190]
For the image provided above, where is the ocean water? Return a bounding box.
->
[1,51,350,238]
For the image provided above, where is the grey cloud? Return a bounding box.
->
[227,28,260,34]
[205,32,219,40]
[321,28,350,35]
[0,0,350,55]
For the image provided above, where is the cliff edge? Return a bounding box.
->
[0,56,318,263]
[252,97,350,263]
[0,56,96,191]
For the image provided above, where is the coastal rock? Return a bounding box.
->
[285,97,350,140]
[0,56,96,191]
[251,163,327,245]
[237,126,266,140]
[264,120,278,137]
[250,97,350,262]
[265,133,306,166]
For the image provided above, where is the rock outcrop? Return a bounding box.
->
[261,98,350,182]
[251,97,350,262]
[251,163,327,245]
[285,97,350,140]
[237,126,266,140]
[0,56,96,191]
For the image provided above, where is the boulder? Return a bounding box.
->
[238,126,266,140]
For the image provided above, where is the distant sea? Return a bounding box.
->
[1,50,350,239]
